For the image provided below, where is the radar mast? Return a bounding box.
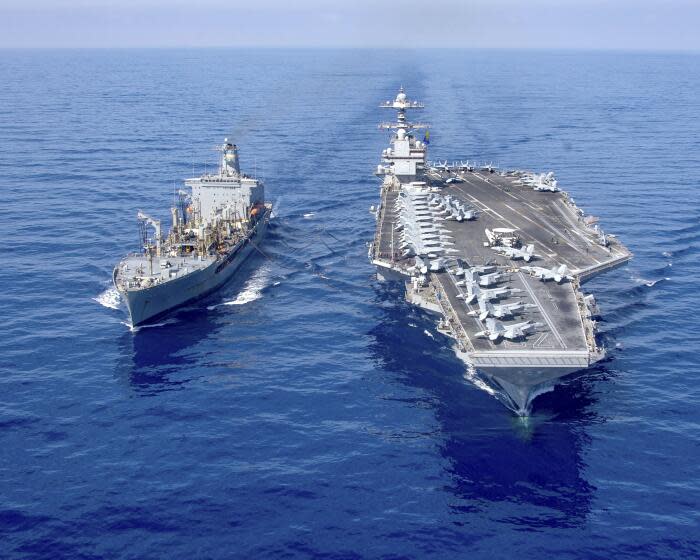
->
[377,87,430,178]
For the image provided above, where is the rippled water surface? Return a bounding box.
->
[1,49,699,558]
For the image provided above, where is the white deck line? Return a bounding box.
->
[517,272,567,349]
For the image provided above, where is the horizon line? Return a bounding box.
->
[1,45,699,54]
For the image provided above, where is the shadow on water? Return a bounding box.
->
[368,282,609,527]
[113,253,271,395]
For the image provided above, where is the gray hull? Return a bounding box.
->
[470,350,594,412]
[449,320,596,413]
[481,365,585,414]
[120,212,269,326]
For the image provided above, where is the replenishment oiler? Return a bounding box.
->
[114,139,271,327]
[369,88,632,414]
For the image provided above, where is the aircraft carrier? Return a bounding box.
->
[114,139,272,327]
[369,88,632,414]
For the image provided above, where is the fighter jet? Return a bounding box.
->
[446,208,477,222]
[455,281,481,304]
[469,300,536,321]
[410,256,429,275]
[533,182,559,192]
[457,160,474,172]
[429,257,445,272]
[485,227,519,247]
[532,171,559,192]
[515,173,536,186]
[457,284,519,304]
[429,161,450,173]
[450,259,470,277]
[478,271,504,287]
[492,243,537,262]
[478,285,521,302]
[475,319,540,342]
[470,265,497,274]
[521,264,572,283]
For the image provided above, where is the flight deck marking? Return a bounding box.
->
[457,193,506,222]
[475,173,547,212]
[517,272,567,349]
[474,173,521,202]
[460,175,603,266]
[550,201,604,259]
[499,201,593,264]
[452,182,579,269]
[476,173,604,267]
[534,332,555,348]
[460,177,559,236]
[461,177,591,266]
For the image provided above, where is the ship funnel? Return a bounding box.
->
[222,141,241,176]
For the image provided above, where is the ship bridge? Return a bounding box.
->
[185,139,264,220]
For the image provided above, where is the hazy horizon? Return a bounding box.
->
[1,0,699,51]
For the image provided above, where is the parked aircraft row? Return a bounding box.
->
[475,318,542,342]
[427,161,499,174]
[468,299,537,322]
[428,192,478,222]
[448,258,543,342]
[394,187,458,261]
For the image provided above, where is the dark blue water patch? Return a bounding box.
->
[2,49,700,559]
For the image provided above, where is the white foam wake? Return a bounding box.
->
[271,196,281,218]
[208,265,271,309]
[120,318,179,333]
[630,274,669,288]
[94,287,121,310]
[463,363,497,396]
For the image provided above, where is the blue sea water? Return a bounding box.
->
[1,49,699,558]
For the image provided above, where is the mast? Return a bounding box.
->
[377,87,430,178]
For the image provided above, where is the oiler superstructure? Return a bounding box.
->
[114,139,271,326]
[370,89,631,414]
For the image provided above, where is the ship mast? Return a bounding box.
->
[378,86,428,130]
[377,87,430,179]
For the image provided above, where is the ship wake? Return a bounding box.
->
[120,318,180,332]
[208,265,271,309]
[94,287,121,310]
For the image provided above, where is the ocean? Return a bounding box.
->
[1,48,699,558]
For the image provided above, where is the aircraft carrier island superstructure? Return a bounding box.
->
[114,139,272,327]
[369,88,632,413]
